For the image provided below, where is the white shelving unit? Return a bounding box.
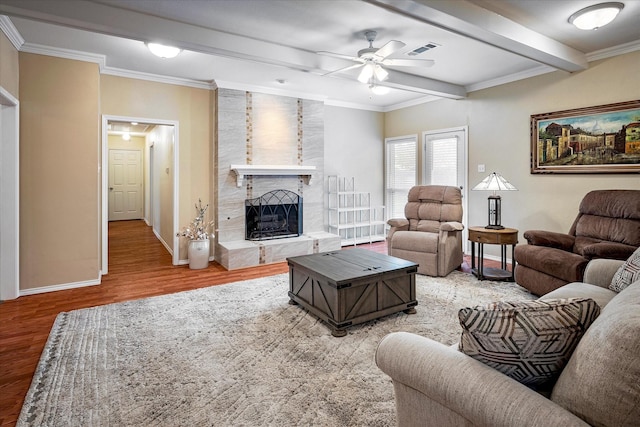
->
[328,175,386,246]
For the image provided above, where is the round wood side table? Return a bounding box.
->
[468,226,518,281]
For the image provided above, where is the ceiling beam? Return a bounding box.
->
[382,70,467,99]
[365,0,589,72]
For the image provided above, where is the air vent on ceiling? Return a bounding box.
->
[407,42,440,56]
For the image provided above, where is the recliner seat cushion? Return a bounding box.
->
[391,231,438,253]
[514,245,589,283]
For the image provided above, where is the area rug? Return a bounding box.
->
[18,271,535,427]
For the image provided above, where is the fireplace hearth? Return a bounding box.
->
[245,190,302,241]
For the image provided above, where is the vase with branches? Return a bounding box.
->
[177,199,214,269]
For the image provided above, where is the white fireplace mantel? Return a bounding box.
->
[230,164,317,187]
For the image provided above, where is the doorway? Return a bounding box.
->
[101,115,179,274]
[0,87,19,300]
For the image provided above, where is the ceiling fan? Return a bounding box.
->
[318,30,435,84]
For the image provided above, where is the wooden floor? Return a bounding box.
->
[0,220,494,426]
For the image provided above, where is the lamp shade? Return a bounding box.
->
[472,172,517,230]
[472,172,517,193]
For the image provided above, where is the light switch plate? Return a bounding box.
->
[478,164,485,173]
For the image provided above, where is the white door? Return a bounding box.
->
[422,127,469,246]
[109,149,143,221]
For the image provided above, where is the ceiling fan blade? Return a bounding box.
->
[382,58,435,68]
[317,51,361,62]
[324,63,364,77]
[374,40,405,59]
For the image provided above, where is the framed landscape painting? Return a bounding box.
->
[530,100,640,174]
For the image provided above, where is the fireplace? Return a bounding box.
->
[245,189,302,241]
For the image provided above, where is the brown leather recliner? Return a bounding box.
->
[387,185,464,277]
[514,189,640,296]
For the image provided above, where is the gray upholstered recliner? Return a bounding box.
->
[387,186,464,276]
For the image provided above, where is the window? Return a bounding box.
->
[425,137,458,185]
[385,136,417,220]
[423,128,466,189]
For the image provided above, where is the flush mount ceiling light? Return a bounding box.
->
[146,42,181,58]
[569,2,624,30]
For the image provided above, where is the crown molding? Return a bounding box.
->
[21,42,105,67]
[101,67,214,90]
[587,39,640,62]
[0,15,24,50]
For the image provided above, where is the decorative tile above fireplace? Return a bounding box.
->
[214,88,334,269]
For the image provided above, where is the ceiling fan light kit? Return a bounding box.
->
[319,30,435,93]
[569,2,624,30]
[370,84,390,95]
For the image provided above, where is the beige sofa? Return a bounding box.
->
[376,259,639,426]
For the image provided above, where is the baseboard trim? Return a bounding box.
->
[153,229,174,257]
[20,277,101,296]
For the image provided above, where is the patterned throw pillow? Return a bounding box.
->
[458,298,600,388]
[610,247,640,292]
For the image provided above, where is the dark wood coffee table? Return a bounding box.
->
[287,248,418,337]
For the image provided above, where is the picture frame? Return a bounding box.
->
[530,100,640,174]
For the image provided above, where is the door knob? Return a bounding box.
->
[109,187,114,191]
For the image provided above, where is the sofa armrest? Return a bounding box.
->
[440,221,464,232]
[376,332,589,427]
[387,218,409,229]
[582,242,636,260]
[523,230,575,251]
[583,258,624,288]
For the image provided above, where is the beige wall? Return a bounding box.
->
[19,53,100,290]
[385,50,640,256]
[0,31,19,98]
[100,75,213,261]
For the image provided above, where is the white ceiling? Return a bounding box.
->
[1,0,639,111]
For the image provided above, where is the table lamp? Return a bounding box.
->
[472,172,517,229]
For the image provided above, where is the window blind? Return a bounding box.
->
[385,138,416,219]
[426,137,457,186]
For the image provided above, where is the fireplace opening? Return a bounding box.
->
[245,189,302,241]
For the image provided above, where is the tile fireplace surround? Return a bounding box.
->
[214,88,340,270]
